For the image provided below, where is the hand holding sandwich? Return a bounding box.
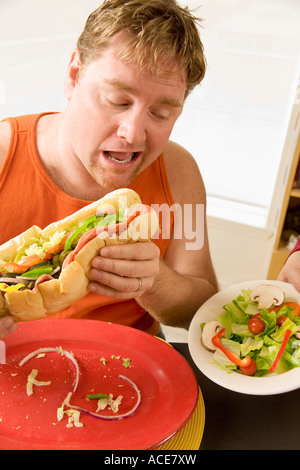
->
[89,241,160,299]
[0,189,159,323]
[0,240,160,339]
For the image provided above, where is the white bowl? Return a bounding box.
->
[188,280,300,395]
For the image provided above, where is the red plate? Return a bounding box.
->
[0,319,198,450]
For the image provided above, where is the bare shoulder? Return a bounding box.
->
[0,120,11,168]
[163,140,206,205]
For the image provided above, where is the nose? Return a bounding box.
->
[116,110,146,144]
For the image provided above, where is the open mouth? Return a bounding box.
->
[104,151,138,164]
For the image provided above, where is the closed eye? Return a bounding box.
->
[105,97,129,108]
[150,111,169,121]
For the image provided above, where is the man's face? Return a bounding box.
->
[63,32,187,191]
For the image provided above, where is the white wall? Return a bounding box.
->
[174,0,300,287]
[0,0,100,117]
[207,217,274,288]
[174,0,300,229]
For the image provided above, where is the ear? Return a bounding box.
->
[63,48,82,100]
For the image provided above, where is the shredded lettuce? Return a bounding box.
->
[65,409,83,428]
[57,394,83,428]
[14,231,67,263]
[26,369,51,396]
[96,394,123,413]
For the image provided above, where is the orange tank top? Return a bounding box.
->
[0,113,175,335]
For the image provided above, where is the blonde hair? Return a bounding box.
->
[77,0,206,96]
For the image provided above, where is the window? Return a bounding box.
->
[173,0,300,227]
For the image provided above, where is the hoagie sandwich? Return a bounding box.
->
[0,188,159,322]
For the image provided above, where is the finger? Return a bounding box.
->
[89,265,150,292]
[88,281,132,299]
[88,275,150,298]
[100,242,159,261]
[90,256,156,279]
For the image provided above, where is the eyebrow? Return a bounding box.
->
[159,97,183,108]
[105,78,135,94]
[105,78,183,108]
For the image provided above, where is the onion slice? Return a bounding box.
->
[0,277,29,284]
[18,347,79,393]
[18,349,141,421]
[64,374,141,421]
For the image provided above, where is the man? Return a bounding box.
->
[0,0,218,339]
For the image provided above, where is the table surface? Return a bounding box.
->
[172,342,300,450]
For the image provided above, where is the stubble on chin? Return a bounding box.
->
[88,160,142,191]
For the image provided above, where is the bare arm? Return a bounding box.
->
[0,121,18,336]
[89,141,218,329]
[137,141,218,328]
[137,257,218,329]
[0,120,11,169]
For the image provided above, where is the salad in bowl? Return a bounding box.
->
[188,280,300,395]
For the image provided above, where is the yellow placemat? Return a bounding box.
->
[155,387,205,450]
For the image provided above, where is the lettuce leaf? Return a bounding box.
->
[271,317,299,343]
[241,337,264,356]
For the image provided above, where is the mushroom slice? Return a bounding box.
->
[295,326,300,340]
[250,284,284,310]
[201,321,223,352]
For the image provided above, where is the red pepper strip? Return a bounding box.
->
[0,230,75,274]
[62,205,152,268]
[1,254,43,274]
[211,328,252,368]
[0,262,28,274]
[269,302,300,317]
[269,329,292,374]
[44,244,65,259]
[44,229,75,260]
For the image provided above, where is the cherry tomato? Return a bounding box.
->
[252,313,262,319]
[277,315,287,327]
[248,317,265,335]
[239,358,257,376]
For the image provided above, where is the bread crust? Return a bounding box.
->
[0,189,158,321]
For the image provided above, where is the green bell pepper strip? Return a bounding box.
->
[64,212,118,251]
[86,393,108,400]
[19,266,54,279]
[64,215,98,251]
[26,261,51,271]
[62,205,150,269]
